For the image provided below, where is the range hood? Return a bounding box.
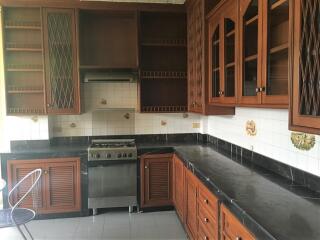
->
[84,71,137,83]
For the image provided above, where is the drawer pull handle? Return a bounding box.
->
[204,237,208,240]
[204,217,209,223]
[204,199,208,204]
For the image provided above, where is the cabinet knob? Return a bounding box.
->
[235,237,242,240]
[204,237,209,240]
[255,87,260,93]
[144,165,148,169]
[204,199,209,204]
[204,217,209,223]
[44,170,48,175]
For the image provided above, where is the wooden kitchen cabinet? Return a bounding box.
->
[208,0,238,105]
[173,154,185,221]
[186,0,235,115]
[238,0,291,108]
[2,7,81,115]
[221,204,255,240]
[43,8,80,114]
[7,157,81,214]
[184,168,199,239]
[140,153,173,208]
[290,0,320,134]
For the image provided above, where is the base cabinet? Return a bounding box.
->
[221,204,255,240]
[140,153,173,208]
[173,154,185,221]
[7,157,81,214]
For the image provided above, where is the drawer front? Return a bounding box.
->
[221,205,255,240]
[198,224,216,240]
[198,205,217,237]
[198,183,218,221]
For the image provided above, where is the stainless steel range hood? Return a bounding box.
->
[84,72,137,83]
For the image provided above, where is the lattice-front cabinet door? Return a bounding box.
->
[290,0,320,134]
[43,8,80,114]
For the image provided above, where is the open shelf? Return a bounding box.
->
[226,30,235,37]
[6,65,43,72]
[141,39,187,48]
[270,43,288,54]
[141,71,187,79]
[226,62,235,68]
[141,105,187,113]
[5,21,41,30]
[7,86,44,94]
[213,40,220,46]
[8,107,45,114]
[5,43,42,52]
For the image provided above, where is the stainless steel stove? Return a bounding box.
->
[87,139,138,215]
[88,139,137,161]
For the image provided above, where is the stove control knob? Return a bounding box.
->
[122,153,127,158]
[106,153,112,158]
[117,153,122,158]
[128,153,133,158]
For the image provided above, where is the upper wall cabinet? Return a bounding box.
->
[208,0,238,106]
[238,0,291,108]
[79,10,138,69]
[2,7,80,115]
[43,8,80,114]
[290,0,320,134]
[187,0,235,115]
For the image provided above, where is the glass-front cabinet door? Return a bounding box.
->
[239,0,262,105]
[208,0,237,105]
[262,0,290,106]
[43,8,80,114]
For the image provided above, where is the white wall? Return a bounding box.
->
[201,108,320,177]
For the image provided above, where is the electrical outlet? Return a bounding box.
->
[192,122,200,129]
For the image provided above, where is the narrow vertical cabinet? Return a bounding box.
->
[43,8,80,114]
[184,168,198,240]
[173,154,185,221]
[290,0,320,134]
[238,0,291,107]
[208,0,238,105]
[7,158,81,214]
[140,154,173,208]
[186,0,235,115]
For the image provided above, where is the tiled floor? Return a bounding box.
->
[0,210,187,240]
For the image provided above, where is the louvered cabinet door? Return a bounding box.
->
[43,8,80,114]
[140,154,173,208]
[44,158,81,213]
[7,160,46,212]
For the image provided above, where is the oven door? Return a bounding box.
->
[88,160,137,209]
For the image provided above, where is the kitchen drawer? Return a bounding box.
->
[221,204,255,240]
[198,204,217,238]
[198,182,218,221]
[198,223,216,240]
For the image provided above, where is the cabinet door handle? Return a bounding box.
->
[255,87,260,93]
[235,237,242,240]
[204,199,209,204]
[204,217,209,223]
[204,237,209,240]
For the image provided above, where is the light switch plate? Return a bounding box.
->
[192,122,200,129]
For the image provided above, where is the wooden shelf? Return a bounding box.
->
[141,71,187,79]
[213,67,220,72]
[141,105,187,113]
[5,21,41,30]
[7,87,44,94]
[245,54,258,62]
[271,0,288,10]
[8,107,45,115]
[245,15,258,26]
[6,65,43,72]
[6,43,42,52]
[213,40,220,45]
[270,43,288,54]
[226,30,235,37]
[226,62,235,68]
[141,39,187,48]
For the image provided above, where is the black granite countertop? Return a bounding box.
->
[1,140,320,240]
